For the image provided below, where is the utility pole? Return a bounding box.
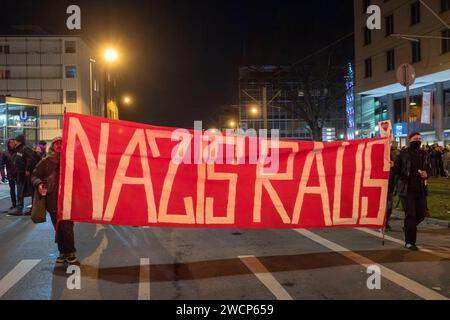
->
[405,82,410,139]
[262,86,268,131]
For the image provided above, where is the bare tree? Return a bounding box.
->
[277,53,350,141]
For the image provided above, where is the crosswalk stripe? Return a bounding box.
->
[138,258,151,300]
[239,255,293,300]
[0,259,41,298]
[295,229,448,300]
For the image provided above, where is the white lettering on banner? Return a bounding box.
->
[352,143,366,225]
[359,140,389,225]
[205,163,237,224]
[62,117,390,226]
[63,118,109,220]
[103,129,158,223]
[253,141,298,224]
[292,142,332,226]
[159,130,196,224]
[332,142,351,225]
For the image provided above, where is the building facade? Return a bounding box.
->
[354,0,450,145]
[0,35,118,145]
[238,66,347,141]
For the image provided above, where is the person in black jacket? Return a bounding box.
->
[9,135,40,216]
[393,132,430,251]
[1,139,18,211]
[32,137,78,264]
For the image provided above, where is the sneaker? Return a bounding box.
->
[405,243,419,251]
[66,254,79,265]
[55,255,66,264]
[23,209,32,216]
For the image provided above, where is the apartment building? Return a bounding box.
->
[0,35,118,146]
[354,0,450,145]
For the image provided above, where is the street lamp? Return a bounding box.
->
[249,104,259,116]
[104,48,118,63]
[103,48,119,118]
[123,95,132,105]
[229,120,236,128]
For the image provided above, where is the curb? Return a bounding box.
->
[392,210,450,228]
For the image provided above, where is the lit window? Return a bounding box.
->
[65,66,77,78]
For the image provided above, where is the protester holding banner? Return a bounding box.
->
[32,137,78,264]
[394,132,430,251]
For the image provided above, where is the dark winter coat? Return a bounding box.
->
[393,148,430,197]
[1,139,17,179]
[11,143,40,180]
[31,152,60,214]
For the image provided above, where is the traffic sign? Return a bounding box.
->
[396,64,415,87]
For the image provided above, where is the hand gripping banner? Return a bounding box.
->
[58,113,390,229]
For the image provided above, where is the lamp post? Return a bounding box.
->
[103,48,118,119]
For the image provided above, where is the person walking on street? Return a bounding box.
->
[9,135,40,216]
[31,137,78,264]
[394,132,430,251]
[2,139,18,212]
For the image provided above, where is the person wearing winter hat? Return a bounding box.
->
[31,137,78,264]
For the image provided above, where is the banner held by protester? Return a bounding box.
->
[58,113,390,229]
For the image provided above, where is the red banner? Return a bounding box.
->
[58,113,390,229]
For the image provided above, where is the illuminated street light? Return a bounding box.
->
[123,95,132,105]
[229,120,236,128]
[249,104,259,116]
[104,48,118,62]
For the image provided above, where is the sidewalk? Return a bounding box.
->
[0,182,11,201]
[392,210,450,228]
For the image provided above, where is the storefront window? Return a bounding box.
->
[7,104,38,127]
[0,103,39,147]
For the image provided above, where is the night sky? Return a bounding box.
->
[0,0,353,128]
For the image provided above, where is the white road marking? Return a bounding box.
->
[238,255,293,300]
[139,258,151,300]
[295,229,448,300]
[0,259,41,297]
[59,224,108,299]
[357,228,450,259]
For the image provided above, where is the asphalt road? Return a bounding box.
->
[0,183,449,300]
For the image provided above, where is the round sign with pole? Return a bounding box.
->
[396,64,415,140]
[396,63,416,87]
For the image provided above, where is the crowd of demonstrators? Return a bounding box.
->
[421,144,450,177]
[0,135,77,264]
